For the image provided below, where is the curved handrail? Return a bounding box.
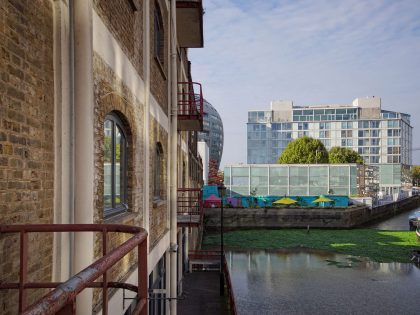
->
[0,223,144,234]
[0,224,148,315]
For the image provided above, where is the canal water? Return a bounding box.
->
[368,207,420,230]
[228,206,420,315]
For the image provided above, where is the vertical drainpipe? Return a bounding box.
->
[169,0,178,313]
[143,0,151,255]
[52,0,74,283]
[68,0,75,280]
[73,0,95,313]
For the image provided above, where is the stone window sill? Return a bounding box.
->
[103,211,138,225]
[153,199,166,208]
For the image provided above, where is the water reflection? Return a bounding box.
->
[369,207,420,230]
[229,249,420,315]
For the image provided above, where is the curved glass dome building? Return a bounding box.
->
[198,99,224,169]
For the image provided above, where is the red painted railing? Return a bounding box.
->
[188,250,220,261]
[188,250,237,315]
[177,82,203,120]
[177,188,203,226]
[222,253,238,315]
[0,224,148,315]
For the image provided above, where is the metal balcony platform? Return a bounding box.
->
[177,82,203,131]
[177,188,203,227]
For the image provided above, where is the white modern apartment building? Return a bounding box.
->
[247,97,413,195]
[248,96,412,165]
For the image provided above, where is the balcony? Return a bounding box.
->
[176,0,204,48]
[178,82,203,131]
[0,224,148,315]
[177,188,203,227]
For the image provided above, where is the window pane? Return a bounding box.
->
[104,120,113,208]
[251,167,267,176]
[232,176,248,185]
[154,147,160,198]
[270,186,288,195]
[232,167,249,176]
[115,126,123,205]
[269,167,287,177]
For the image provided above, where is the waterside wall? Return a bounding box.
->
[204,195,420,230]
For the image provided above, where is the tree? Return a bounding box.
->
[329,147,364,164]
[412,165,420,187]
[277,137,329,164]
[208,159,223,185]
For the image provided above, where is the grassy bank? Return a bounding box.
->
[203,229,419,263]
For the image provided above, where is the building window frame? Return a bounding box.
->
[154,1,164,67]
[154,142,164,200]
[103,113,128,218]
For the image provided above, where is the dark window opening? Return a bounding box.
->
[149,256,166,315]
[154,2,164,66]
[103,114,128,217]
[154,142,164,200]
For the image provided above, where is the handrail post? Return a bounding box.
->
[57,300,75,315]
[102,228,108,315]
[138,241,148,315]
[19,229,28,313]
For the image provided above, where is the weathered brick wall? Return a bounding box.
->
[149,117,168,248]
[93,0,144,79]
[0,1,55,314]
[93,53,145,224]
[178,146,187,186]
[92,53,145,309]
[150,0,169,115]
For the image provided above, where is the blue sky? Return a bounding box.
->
[189,0,420,168]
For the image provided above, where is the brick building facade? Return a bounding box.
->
[0,0,204,314]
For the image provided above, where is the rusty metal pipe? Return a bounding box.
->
[0,281,140,291]
[23,231,147,315]
[1,225,149,315]
[0,224,142,234]
[19,231,28,313]
[1,225,147,314]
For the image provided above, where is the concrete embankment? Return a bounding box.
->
[204,195,420,229]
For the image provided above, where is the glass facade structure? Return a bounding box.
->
[198,99,224,168]
[247,98,413,167]
[224,164,359,197]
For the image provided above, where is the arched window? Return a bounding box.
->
[154,1,164,65]
[154,143,164,200]
[103,114,128,217]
